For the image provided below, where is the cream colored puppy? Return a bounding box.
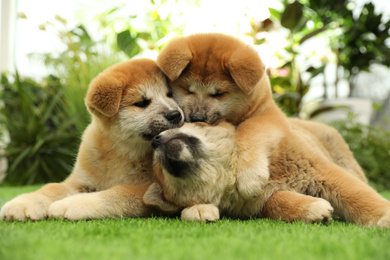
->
[1,59,184,221]
[145,122,390,228]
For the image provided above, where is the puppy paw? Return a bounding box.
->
[236,169,268,200]
[377,209,390,228]
[181,204,219,222]
[236,178,264,200]
[49,194,104,220]
[303,198,334,224]
[0,195,51,221]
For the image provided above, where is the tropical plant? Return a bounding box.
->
[0,73,79,184]
[33,15,125,133]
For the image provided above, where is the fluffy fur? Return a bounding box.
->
[0,58,184,221]
[149,33,389,227]
[146,122,389,227]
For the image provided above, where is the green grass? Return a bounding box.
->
[1,186,390,260]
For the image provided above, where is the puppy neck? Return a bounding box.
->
[236,77,274,122]
[91,118,154,160]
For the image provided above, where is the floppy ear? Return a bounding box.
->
[143,183,180,215]
[157,37,193,81]
[85,74,124,117]
[226,50,266,94]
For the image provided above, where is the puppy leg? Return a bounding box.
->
[48,184,153,220]
[235,114,286,199]
[321,164,390,228]
[236,154,269,200]
[290,119,367,183]
[262,191,333,224]
[0,183,77,221]
[181,204,220,222]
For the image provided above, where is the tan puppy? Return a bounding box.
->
[145,122,390,228]
[0,58,184,221]
[156,33,387,226]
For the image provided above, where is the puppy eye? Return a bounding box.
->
[134,99,151,108]
[167,92,173,98]
[210,92,225,98]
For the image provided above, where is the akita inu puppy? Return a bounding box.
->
[145,123,390,228]
[0,59,184,221]
[156,33,381,224]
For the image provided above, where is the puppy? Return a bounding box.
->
[0,58,184,221]
[145,122,390,228]
[156,33,387,226]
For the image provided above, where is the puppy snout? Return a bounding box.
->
[152,135,163,150]
[189,114,206,123]
[165,110,182,124]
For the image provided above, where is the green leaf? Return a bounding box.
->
[116,30,142,58]
[269,7,282,21]
[309,105,351,119]
[306,65,326,78]
[281,1,303,30]
[275,92,301,102]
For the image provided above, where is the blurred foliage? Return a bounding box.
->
[0,0,186,185]
[331,114,390,191]
[250,0,390,116]
[0,73,77,184]
[95,2,186,58]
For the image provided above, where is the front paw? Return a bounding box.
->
[48,194,103,220]
[181,204,219,222]
[377,209,390,228]
[303,198,334,224]
[0,195,51,221]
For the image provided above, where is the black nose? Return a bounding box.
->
[165,110,182,124]
[152,135,163,150]
[190,114,206,123]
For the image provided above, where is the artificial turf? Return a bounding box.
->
[1,186,389,260]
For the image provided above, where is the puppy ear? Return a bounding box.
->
[226,50,266,94]
[85,74,124,117]
[143,183,180,215]
[157,37,193,81]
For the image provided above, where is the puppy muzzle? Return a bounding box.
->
[152,135,163,150]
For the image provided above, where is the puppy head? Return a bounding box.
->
[151,122,236,206]
[157,33,268,124]
[86,58,184,142]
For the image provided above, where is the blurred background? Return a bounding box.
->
[0,0,390,190]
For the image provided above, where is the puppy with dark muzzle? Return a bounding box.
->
[145,122,390,227]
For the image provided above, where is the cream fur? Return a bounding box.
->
[181,204,220,222]
[147,122,390,227]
